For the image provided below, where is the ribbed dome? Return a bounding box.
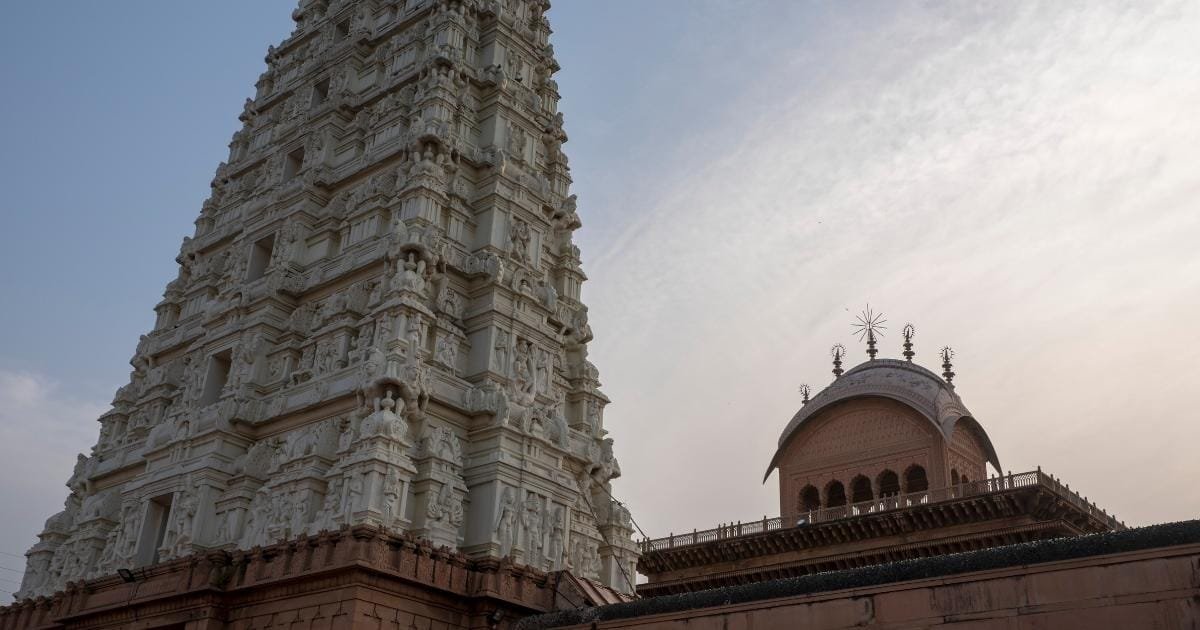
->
[764,359,1000,482]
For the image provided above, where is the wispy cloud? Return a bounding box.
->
[0,370,106,578]
[576,0,1200,535]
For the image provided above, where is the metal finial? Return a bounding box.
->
[799,384,811,404]
[902,324,915,362]
[941,346,955,384]
[852,305,887,360]
[831,344,845,378]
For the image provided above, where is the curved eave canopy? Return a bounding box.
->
[763,359,1001,483]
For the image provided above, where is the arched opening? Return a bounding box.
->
[850,475,873,503]
[877,469,900,497]
[961,474,970,484]
[951,469,960,485]
[825,480,846,508]
[904,465,929,493]
[799,485,821,512]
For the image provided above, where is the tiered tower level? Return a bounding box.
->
[17,0,638,599]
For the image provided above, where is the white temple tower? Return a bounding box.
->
[16,0,639,599]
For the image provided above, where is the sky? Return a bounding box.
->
[1,0,1199,591]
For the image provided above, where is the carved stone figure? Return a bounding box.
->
[434,333,457,371]
[291,490,312,535]
[170,492,198,557]
[513,339,533,389]
[522,494,544,567]
[546,507,565,570]
[344,474,364,519]
[535,350,549,393]
[495,488,518,556]
[17,0,643,598]
[381,468,401,527]
[492,329,510,375]
[508,217,531,264]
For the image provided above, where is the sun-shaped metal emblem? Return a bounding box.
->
[852,305,888,342]
[852,305,887,359]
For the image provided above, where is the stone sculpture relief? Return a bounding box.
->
[17,0,639,600]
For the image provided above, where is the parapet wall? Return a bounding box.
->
[0,525,558,630]
[527,520,1200,629]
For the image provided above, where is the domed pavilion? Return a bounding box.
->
[637,326,1122,597]
[766,357,1000,525]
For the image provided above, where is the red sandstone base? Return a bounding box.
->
[550,543,1200,629]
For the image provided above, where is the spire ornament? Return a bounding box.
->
[799,384,811,404]
[902,324,915,362]
[831,344,845,378]
[941,346,955,385]
[852,305,887,361]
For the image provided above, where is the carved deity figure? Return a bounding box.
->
[344,474,364,520]
[435,334,457,371]
[512,340,536,403]
[495,488,518,556]
[291,491,312,535]
[547,391,570,448]
[315,479,342,532]
[546,508,565,571]
[170,492,198,557]
[337,417,356,453]
[522,495,545,567]
[537,278,558,311]
[393,252,428,296]
[271,221,301,268]
[492,330,510,375]
[535,350,549,393]
[508,217,531,264]
[381,468,401,527]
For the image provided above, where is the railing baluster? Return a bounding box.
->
[639,469,1116,550]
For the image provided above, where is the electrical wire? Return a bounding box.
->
[578,486,638,599]
[592,482,651,542]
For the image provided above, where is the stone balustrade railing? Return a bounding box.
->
[640,469,1123,553]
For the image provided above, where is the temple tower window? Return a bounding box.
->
[134,494,174,567]
[311,78,329,109]
[283,147,304,179]
[199,351,231,405]
[246,235,275,281]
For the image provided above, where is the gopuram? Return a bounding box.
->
[5,0,637,627]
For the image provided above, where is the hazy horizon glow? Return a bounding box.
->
[1,0,1198,588]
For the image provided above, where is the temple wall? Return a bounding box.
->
[552,543,1200,629]
[0,526,558,630]
[778,398,944,520]
[947,419,988,484]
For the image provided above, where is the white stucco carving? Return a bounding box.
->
[17,0,638,600]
